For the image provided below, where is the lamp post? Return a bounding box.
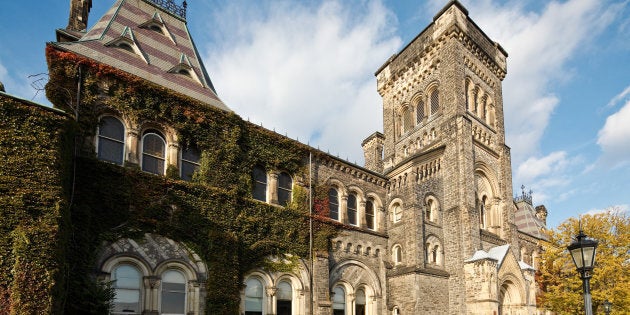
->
[603,300,612,315]
[567,230,598,315]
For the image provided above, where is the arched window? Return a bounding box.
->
[355,289,366,315]
[329,188,339,221]
[161,269,186,315]
[365,198,375,230]
[393,245,403,265]
[416,99,425,123]
[426,197,440,223]
[142,131,166,175]
[402,106,413,133]
[480,195,488,229]
[392,204,402,223]
[332,286,345,315]
[180,145,200,181]
[97,116,125,165]
[245,278,264,315]
[276,281,292,315]
[347,193,357,226]
[393,307,400,315]
[277,172,292,206]
[112,264,142,314]
[430,88,440,115]
[252,166,267,202]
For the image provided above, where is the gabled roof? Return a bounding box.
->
[515,200,548,240]
[50,0,230,111]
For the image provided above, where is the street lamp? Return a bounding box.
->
[603,300,612,315]
[567,230,598,315]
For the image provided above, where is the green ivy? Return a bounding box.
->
[9,46,341,314]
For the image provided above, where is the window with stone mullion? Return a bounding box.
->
[347,193,357,226]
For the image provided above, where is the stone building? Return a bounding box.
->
[0,0,548,314]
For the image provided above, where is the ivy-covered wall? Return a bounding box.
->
[0,94,73,315]
[38,46,337,314]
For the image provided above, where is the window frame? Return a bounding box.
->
[347,193,357,226]
[111,264,143,315]
[141,130,167,175]
[277,172,293,206]
[365,198,375,230]
[160,269,187,315]
[180,145,200,181]
[252,165,267,202]
[96,116,126,166]
[329,188,339,221]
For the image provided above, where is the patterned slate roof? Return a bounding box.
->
[51,0,229,111]
[514,201,548,240]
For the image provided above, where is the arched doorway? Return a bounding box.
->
[498,280,521,315]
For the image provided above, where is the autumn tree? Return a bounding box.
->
[538,208,629,314]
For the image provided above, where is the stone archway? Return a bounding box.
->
[498,280,522,315]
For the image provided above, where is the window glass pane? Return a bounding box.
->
[142,133,165,174]
[181,161,198,182]
[181,146,200,181]
[277,281,292,301]
[356,289,366,304]
[112,265,141,314]
[393,205,402,222]
[252,166,267,201]
[143,133,165,157]
[142,154,165,175]
[366,200,374,230]
[417,100,425,123]
[278,172,292,206]
[403,107,413,132]
[347,194,357,225]
[431,89,440,115]
[161,270,186,314]
[245,278,263,312]
[100,117,125,140]
[328,189,339,221]
[98,138,124,165]
[98,117,125,165]
[332,286,345,310]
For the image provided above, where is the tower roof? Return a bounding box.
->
[50,0,229,111]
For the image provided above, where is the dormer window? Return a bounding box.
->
[139,12,176,44]
[105,27,148,63]
[168,53,203,86]
[117,43,134,52]
[149,24,164,34]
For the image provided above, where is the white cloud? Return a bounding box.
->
[465,0,618,164]
[202,0,401,162]
[605,84,630,109]
[516,151,568,183]
[584,204,629,216]
[597,98,630,168]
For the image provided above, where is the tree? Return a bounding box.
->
[538,207,630,314]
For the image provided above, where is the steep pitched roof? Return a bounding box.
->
[50,0,229,111]
[514,200,548,240]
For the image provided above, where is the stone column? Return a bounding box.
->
[266,286,277,315]
[167,142,180,171]
[126,127,139,165]
[339,195,348,225]
[359,201,367,228]
[269,171,279,204]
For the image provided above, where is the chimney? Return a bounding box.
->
[362,132,385,173]
[535,205,548,226]
[67,0,93,32]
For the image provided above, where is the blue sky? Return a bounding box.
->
[0,0,628,228]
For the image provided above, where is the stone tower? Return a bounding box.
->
[374,1,520,313]
[67,0,92,32]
